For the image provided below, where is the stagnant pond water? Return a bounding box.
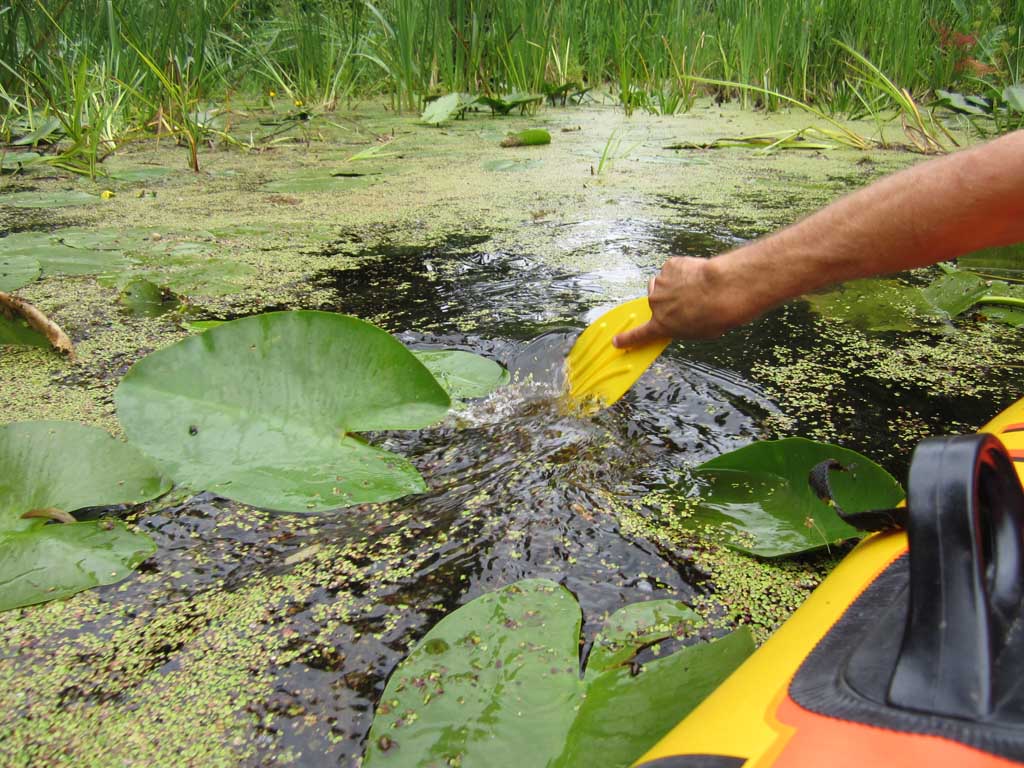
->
[5,210,1024,766]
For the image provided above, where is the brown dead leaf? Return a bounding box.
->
[21,507,77,524]
[0,290,76,360]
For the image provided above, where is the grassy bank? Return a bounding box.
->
[1,0,1022,175]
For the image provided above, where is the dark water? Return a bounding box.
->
[12,220,1024,767]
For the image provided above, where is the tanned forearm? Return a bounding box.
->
[615,130,1024,346]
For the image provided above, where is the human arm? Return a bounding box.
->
[614,129,1024,347]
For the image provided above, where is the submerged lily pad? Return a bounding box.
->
[413,350,509,400]
[482,157,543,172]
[0,190,101,208]
[261,173,373,194]
[115,311,451,512]
[1,231,135,276]
[0,421,170,611]
[805,278,942,332]
[364,579,752,768]
[0,253,41,291]
[681,438,904,557]
[119,279,179,317]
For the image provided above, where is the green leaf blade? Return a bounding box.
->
[0,421,171,533]
[684,438,904,557]
[364,579,582,768]
[115,311,451,512]
[0,520,156,612]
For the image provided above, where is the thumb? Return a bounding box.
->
[613,319,664,349]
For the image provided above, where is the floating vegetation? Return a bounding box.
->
[675,438,903,557]
[0,421,169,611]
[364,579,753,768]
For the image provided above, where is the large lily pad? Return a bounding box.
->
[0,421,170,610]
[115,311,451,512]
[412,350,509,400]
[0,253,41,291]
[680,438,904,557]
[364,580,753,768]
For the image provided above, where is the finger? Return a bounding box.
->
[648,276,657,296]
[613,320,664,349]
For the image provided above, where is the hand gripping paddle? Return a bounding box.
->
[564,297,670,411]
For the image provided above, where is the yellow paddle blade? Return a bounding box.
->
[565,297,670,410]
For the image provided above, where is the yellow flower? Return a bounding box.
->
[294,99,303,107]
[269,89,276,97]
[100,190,115,200]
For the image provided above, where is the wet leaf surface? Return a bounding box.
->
[682,438,904,557]
[365,579,752,768]
[412,349,509,400]
[115,311,452,512]
[0,519,156,611]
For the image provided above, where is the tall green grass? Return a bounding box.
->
[1,0,1021,171]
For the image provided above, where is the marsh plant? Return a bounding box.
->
[1,0,1023,171]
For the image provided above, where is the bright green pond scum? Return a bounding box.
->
[1,100,1022,767]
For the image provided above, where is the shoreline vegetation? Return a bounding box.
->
[1,0,1022,176]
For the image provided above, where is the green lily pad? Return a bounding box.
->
[680,438,904,557]
[1,231,135,276]
[959,243,1024,274]
[0,190,102,208]
[130,259,255,297]
[0,253,41,291]
[364,579,752,768]
[921,269,988,317]
[0,421,171,533]
[1004,85,1024,113]
[934,89,991,116]
[0,151,42,171]
[552,627,752,768]
[0,519,156,612]
[805,278,942,332]
[114,311,451,512]
[584,599,700,676]
[412,350,509,400]
[0,311,50,349]
[421,93,462,125]
[482,157,543,172]
[119,278,179,317]
[0,420,169,611]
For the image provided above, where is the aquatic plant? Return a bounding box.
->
[0,421,169,611]
[114,312,510,512]
[364,579,754,767]
[676,438,904,558]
